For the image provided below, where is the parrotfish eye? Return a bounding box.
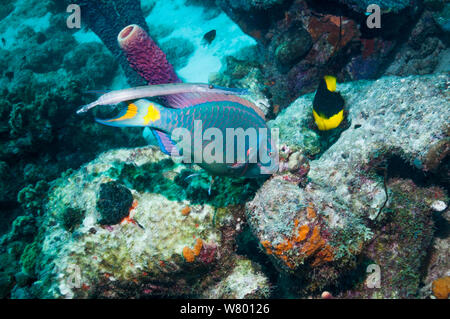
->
[208,84,214,89]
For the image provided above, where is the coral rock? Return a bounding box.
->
[249,73,449,292]
[202,258,270,298]
[27,147,253,298]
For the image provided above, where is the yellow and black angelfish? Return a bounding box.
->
[312,75,345,131]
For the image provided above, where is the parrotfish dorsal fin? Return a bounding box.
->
[166,93,265,121]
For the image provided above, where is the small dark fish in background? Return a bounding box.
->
[1,38,5,46]
[202,29,216,45]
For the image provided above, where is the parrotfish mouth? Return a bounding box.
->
[76,83,248,114]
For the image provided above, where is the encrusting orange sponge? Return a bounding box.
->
[182,238,203,263]
[432,276,450,299]
[193,238,203,256]
[181,206,191,216]
[182,246,195,263]
[260,216,335,269]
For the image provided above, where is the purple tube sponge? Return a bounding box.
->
[117,24,182,154]
[118,24,181,85]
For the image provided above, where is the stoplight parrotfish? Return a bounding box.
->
[312,75,345,131]
[76,83,248,114]
[80,84,277,178]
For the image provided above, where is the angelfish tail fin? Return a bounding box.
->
[95,99,163,128]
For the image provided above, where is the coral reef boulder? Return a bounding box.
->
[273,22,312,68]
[202,258,270,298]
[248,73,449,293]
[340,179,443,298]
[23,147,267,298]
[385,10,448,77]
[419,208,450,299]
[96,182,133,226]
[216,0,290,41]
[60,208,85,232]
[430,1,450,32]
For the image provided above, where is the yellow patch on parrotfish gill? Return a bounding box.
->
[324,75,337,92]
[143,103,161,125]
[107,103,138,122]
[313,109,344,131]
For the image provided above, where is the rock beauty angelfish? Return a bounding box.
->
[312,75,345,131]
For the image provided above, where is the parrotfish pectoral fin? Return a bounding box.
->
[95,99,161,127]
[153,130,179,156]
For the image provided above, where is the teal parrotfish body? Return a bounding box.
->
[95,90,278,178]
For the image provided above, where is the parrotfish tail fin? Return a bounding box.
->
[95,99,162,128]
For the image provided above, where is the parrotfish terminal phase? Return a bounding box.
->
[79,84,278,178]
